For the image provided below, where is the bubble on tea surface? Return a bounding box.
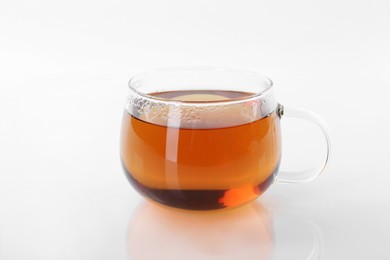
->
[139,93,257,129]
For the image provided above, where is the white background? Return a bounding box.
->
[1,0,390,259]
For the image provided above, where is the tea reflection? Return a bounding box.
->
[127,201,323,260]
[127,201,273,259]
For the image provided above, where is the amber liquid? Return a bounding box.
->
[120,90,281,210]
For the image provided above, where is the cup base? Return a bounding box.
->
[122,163,278,210]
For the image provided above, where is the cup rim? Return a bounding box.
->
[128,66,274,105]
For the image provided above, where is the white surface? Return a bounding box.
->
[1,0,390,259]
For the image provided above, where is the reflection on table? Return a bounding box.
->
[127,201,322,260]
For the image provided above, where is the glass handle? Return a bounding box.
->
[276,105,331,183]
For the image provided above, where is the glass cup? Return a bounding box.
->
[120,67,331,210]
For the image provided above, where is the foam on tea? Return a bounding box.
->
[121,90,281,210]
[138,91,264,129]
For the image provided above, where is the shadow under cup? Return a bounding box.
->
[120,68,282,210]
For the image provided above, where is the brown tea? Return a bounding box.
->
[120,90,281,210]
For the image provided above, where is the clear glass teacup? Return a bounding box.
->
[120,67,330,210]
